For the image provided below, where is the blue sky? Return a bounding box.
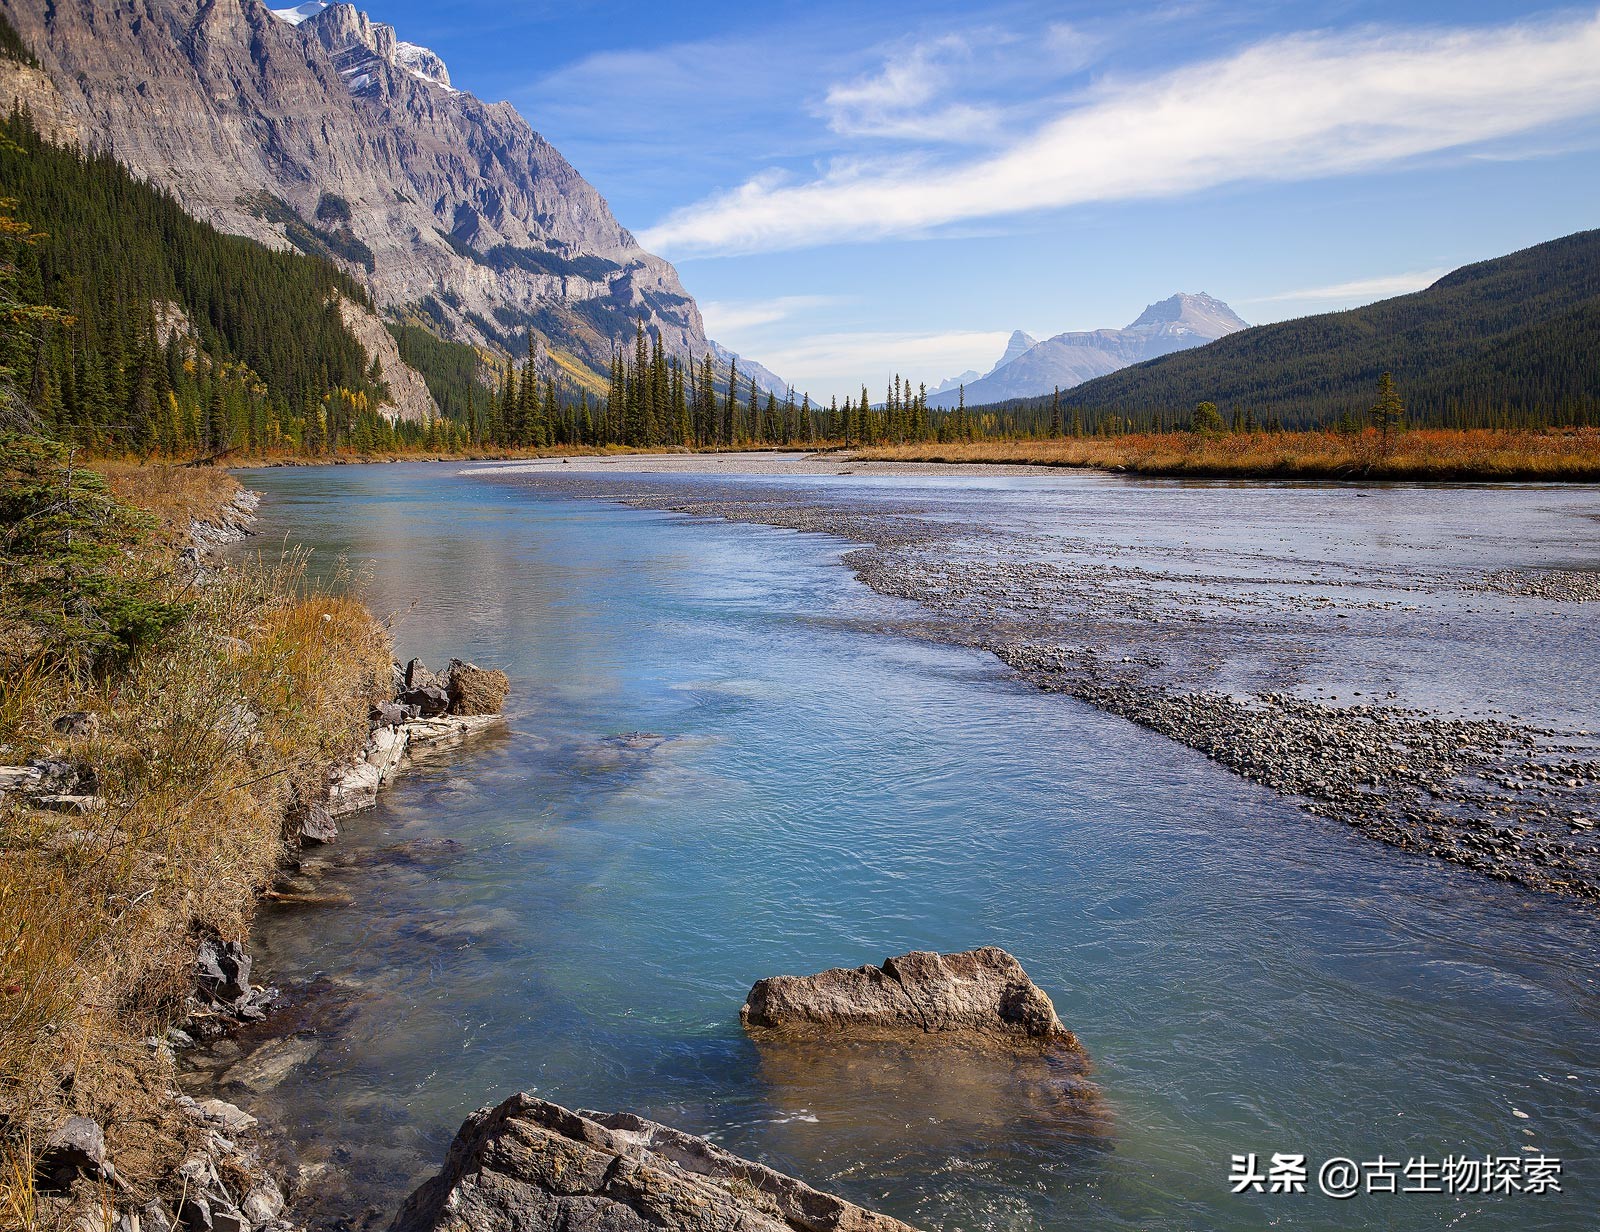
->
[365,0,1600,400]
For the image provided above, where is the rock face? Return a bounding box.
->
[741,947,1080,1051]
[928,293,1248,407]
[0,0,710,376]
[390,1093,921,1232]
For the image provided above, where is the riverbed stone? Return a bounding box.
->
[195,937,253,1006]
[219,1035,319,1093]
[297,803,339,845]
[741,947,1080,1051]
[389,1093,920,1232]
[52,711,99,739]
[399,685,450,718]
[37,1116,111,1191]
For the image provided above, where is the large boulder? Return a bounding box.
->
[399,684,451,718]
[390,1093,920,1232]
[741,947,1079,1051]
[444,659,509,717]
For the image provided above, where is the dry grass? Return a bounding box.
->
[0,469,391,1228]
[855,427,1600,482]
[97,463,242,544]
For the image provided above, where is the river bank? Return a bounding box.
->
[0,453,511,1232]
[480,454,1600,904]
[92,424,1600,484]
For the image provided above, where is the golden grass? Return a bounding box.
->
[97,463,242,544]
[0,469,391,1227]
[855,427,1600,482]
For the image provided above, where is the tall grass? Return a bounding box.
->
[0,467,390,1227]
[855,427,1600,481]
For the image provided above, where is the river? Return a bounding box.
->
[214,460,1600,1232]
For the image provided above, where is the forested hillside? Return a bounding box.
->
[1028,230,1600,430]
[0,108,431,453]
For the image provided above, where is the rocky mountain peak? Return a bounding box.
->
[296,3,453,93]
[994,329,1040,372]
[928,293,1247,408]
[1128,292,1249,336]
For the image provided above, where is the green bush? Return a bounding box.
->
[0,435,186,673]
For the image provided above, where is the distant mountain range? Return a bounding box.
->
[928,294,1247,408]
[1046,230,1600,427]
[708,341,791,399]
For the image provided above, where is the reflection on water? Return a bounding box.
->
[203,463,1600,1232]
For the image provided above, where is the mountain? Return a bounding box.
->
[1054,231,1600,427]
[0,108,435,449]
[993,329,1040,371]
[0,0,708,383]
[929,369,982,398]
[930,330,1038,399]
[929,295,1247,408]
[708,341,790,399]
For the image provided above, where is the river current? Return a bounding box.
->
[220,462,1600,1232]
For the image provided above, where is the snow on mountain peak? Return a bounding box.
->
[271,1,329,25]
[394,41,453,90]
[271,3,456,92]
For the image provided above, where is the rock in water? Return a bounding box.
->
[741,947,1080,1051]
[444,660,509,716]
[391,1093,920,1232]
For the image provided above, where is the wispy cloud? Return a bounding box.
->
[1247,269,1450,304]
[642,10,1600,257]
[822,33,1009,143]
[755,329,1013,395]
[700,295,844,334]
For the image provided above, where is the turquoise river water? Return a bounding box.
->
[224,462,1600,1232]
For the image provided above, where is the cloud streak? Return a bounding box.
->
[1247,269,1450,304]
[642,11,1600,257]
[700,294,843,334]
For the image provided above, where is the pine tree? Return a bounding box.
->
[1370,371,1405,449]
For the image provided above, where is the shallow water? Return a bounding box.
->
[223,463,1600,1231]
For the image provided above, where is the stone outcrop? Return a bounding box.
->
[328,657,507,814]
[390,1093,920,1232]
[336,294,440,423]
[0,0,710,376]
[741,947,1080,1051]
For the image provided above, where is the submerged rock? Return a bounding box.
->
[218,1034,320,1094]
[390,1093,919,1232]
[742,947,1080,1051]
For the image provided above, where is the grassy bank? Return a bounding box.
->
[0,446,390,1227]
[854,427,1600,482]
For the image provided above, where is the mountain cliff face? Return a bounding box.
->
[930,294,1247,407]
[0,0,709,379]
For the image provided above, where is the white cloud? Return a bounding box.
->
[643,10,1600,257]
[821,34,1007,142]
[1247,269,1450,305]
[756,329,1012,402]
[700,294,843,334]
